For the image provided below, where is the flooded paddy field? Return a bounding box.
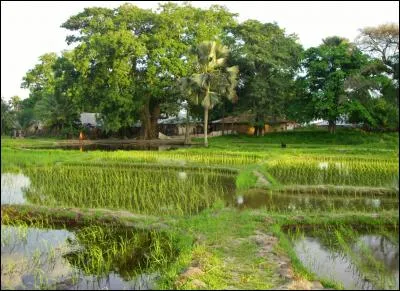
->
[231,188,398,212]
[1,164,236,216]
[1,136,399,290]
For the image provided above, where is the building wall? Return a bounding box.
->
[265,123,288,133]
[233,124,253,135]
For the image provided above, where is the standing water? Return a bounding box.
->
[1,173,30,204]
[293,232,399,290]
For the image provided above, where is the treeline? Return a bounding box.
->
[1,3,398,139]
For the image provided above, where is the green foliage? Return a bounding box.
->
[236,167,258,191]
[20,52,81,136]
[1,97,16,135]
[293,37,371,133]
[231,20,303,135]
[16,5,398,138]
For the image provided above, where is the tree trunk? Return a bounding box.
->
[139,99,160,140]
[184,107,191,145]
[328,120,336,134]
[204,107,209,147]
[149,102,160,139]
[222,103,225,136]
[140,100,151,140]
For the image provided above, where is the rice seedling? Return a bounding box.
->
[1,146,262,172]
[21,164,236,216]
[265,157,399,188]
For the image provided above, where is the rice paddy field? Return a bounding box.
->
[1,129,399,290]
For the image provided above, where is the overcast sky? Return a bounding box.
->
[1,1,399,100]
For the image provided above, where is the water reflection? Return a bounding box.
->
[230,189,398,211]
[293,234,399,290]
[1,173,30,204]
[353,235,399,271]
[364,199,381,209]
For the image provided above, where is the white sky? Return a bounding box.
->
[1,1,399,100]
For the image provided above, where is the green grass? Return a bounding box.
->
[235,166,258,191]
[201,128,399,149]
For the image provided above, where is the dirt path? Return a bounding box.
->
[175,227,331,290]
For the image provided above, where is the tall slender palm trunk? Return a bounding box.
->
[184,107,191,145]
[204,107,209,147]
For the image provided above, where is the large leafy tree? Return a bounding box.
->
[231,20,303,136]
[186,41,239,146]
[341,57,398,130]
[64,6,147,133]
[21,52,80,134]
[21,53,57,130]
[62,3,237,138]
[35,52,80,133]
[297,37,370,133]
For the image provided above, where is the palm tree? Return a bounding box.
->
[179,77,201,144]
[184,41,239,147]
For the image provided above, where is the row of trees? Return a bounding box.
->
[2,3,398,140]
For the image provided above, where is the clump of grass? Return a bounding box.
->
[236,167,258,191]
[64,225,180,280]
